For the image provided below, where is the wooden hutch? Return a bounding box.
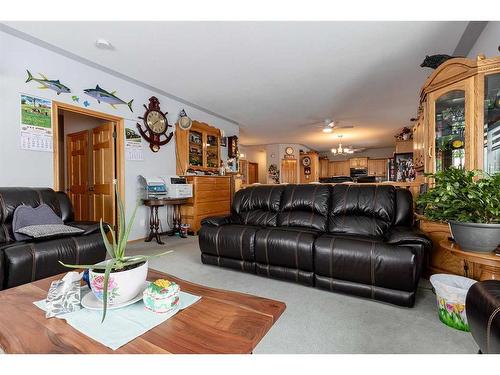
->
[413,54,500,280]
[175,120,231,233]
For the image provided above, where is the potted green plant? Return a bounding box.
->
[417,167,500,252]
[60,184,171,322]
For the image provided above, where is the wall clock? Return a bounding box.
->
[302,156,311,167]
[285,147,294,155]
[136,96,173,152]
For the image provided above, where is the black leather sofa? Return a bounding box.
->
[466,280,500,354]
[0,187,107,290]
[199,184,431,307]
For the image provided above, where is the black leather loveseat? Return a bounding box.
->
[199,184,431,307]
[0,187,107,290]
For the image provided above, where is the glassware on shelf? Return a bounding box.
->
[435,90,466,172]
[484,74,500,174]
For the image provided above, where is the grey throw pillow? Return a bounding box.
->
[16,224,84,239]
[13,204,64,241]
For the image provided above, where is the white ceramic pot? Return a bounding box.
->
[89,260,148,305]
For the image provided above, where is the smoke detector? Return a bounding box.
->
[95,39,114,50]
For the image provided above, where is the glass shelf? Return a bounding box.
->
[484,73,500,174]
[434,90,466,172]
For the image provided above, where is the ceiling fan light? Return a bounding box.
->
[322,127,333,133]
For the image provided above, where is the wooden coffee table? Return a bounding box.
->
[0,269,285,354]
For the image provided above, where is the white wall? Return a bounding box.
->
[468,22,500,58]
[0,31,239,240]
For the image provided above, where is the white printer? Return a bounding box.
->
[160,175,193,199]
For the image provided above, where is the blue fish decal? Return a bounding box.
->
[25,70,71,95]
[83,100,90,107]
[71,95,79,102]
[83,85,133,112]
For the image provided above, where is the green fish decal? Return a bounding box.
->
[25,70,71,95]
[84,85,133,112]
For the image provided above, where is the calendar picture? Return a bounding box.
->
[20,94,53,152]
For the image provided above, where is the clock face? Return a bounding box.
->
[302,156,311,167]
[285,147,294,155]
[146,111,167,134]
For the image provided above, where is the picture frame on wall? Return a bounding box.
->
[220,136,227,147]
[393,152,415,182]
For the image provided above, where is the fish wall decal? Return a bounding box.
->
[83,85,133,112]
[25,70,71,95]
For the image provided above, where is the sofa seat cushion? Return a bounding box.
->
[198,224,259,261]
[256,263,314,286]
[314,234,419,293]
[254,227,318,272]
[2,232,106,289]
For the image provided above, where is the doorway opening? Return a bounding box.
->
[52,102,125,229]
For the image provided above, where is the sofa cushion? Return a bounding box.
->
[0,187,61,225]
[328,184,396,238]
[314,234,419,293]
[254,227,318,272]
[12,204,65,241]
[16,224,84,239]
[277,184,330,231]
[198,224,258,261]
[3,232,106,289]
[232,185,285,227]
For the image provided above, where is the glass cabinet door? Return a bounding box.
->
[434,90,466,172]
[484,73,500,174]
[205,134,219,168]
[188,130,203,167]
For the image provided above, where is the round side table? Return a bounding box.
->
[439,239,500,281]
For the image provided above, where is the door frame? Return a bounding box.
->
[52,101,125,213]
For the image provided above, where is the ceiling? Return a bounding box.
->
[4,21,469,150]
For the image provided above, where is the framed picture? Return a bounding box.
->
[393,152,415,182]
[220,136,227,147]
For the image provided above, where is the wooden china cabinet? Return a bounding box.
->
[414,55,500,176]
[175,120,221,175]
[414,54,500,280]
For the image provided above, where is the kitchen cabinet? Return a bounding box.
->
[395,140,414,154]
[349,157,368,169]
[367,159,387,177]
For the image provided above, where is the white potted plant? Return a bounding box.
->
[60,184,171,321]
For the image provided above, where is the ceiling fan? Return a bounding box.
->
[303,119,355,133]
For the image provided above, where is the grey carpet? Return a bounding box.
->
[127,236,478,354]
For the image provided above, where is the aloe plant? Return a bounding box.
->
[60,183,171,322]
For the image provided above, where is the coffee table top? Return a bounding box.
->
[0,269,285,354]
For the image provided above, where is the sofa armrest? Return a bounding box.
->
[466,280,500,353]
[201,215,237,227]
[386,226,432,250]
[67,221,110,236]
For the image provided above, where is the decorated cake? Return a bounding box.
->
[143,279,180,313]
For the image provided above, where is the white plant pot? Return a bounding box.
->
[89,260,148,305]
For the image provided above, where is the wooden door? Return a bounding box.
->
[281,159,297,183]
[319,159,329,177]
[248,162,258,184]
[91,122,116,227]
[66,130,90,221]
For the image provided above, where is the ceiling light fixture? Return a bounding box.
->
[330,135,354,155]
[322,119,335,133]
